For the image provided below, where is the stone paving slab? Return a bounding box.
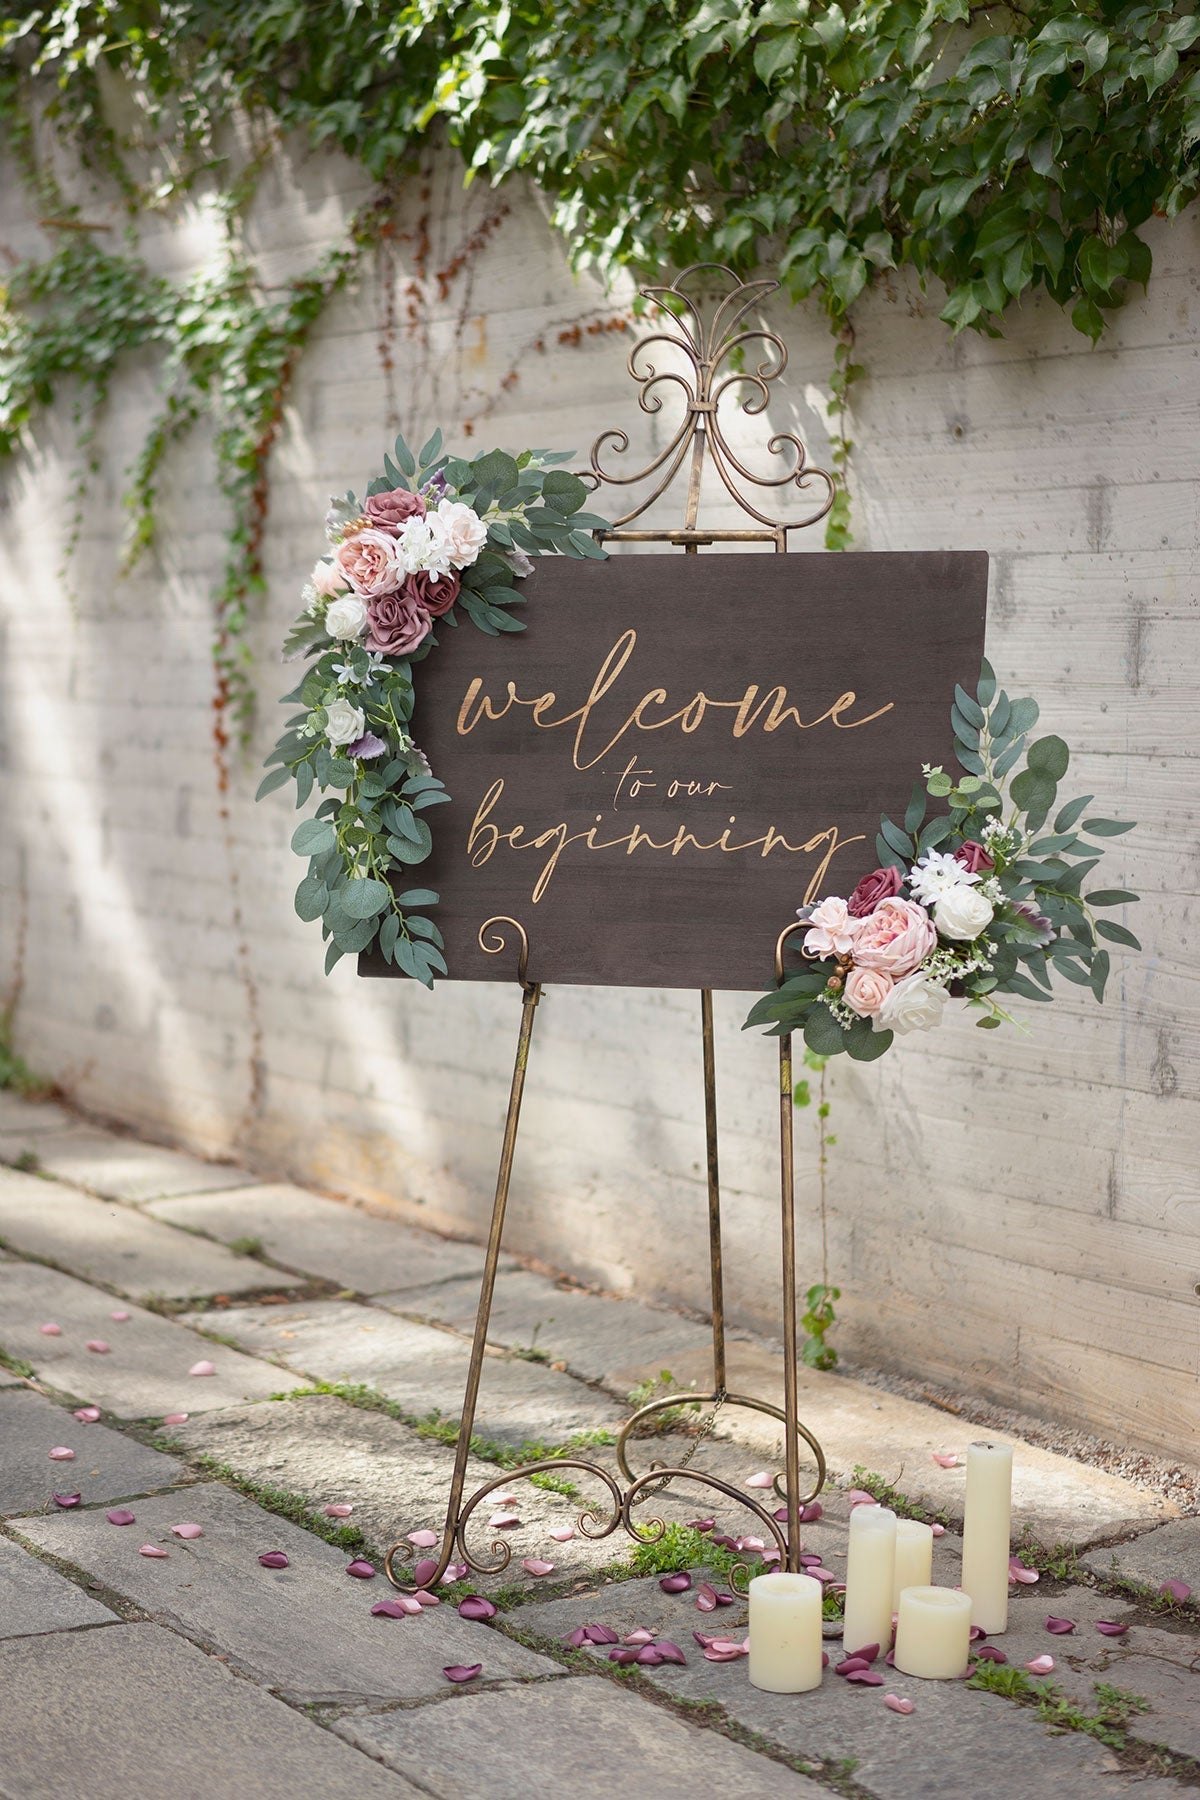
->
[387,1268,715,1388]
[186,1299,624,1444]
[625,1342,1175,1547]
[336,1672,827,1799]
[0,1623,425,1799]
[0,1094,75,1136]
[0,1168,298,1303]
[1082,1516,1200,1593]
[0,1535,118,1638]
[505,1577,1192,1800]
[0,1387,185,1515]
[148,1182,502,1296]
[15,1483,558,1705]
[0,1260,287,1417]
[0,1126,249,1203]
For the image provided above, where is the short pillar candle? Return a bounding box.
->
[891,1518,934,1611]
[893,1585,973,1679]
[842,1504,898,1655]
[748,1572,824,1693]
[960,1440,1013,1633]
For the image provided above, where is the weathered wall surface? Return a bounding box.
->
[1,133,1196,1458]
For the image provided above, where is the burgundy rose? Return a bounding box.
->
[366,591,432,657]
[404,568,460,618]
[955,840,995,874]
[364,487,427,533]
[847,865,904,918]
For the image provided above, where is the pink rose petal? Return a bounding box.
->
[110,1310,131,1322]
[1095,1621,1128,1637]
[40,1323,63,1336]
[745,1471,775,1489]
[1159,1579,1192,1603]
[407,1529,439,1547]
[188,1360,215,1376]
[522,1559,555,1577]
[492,1493,520,1506]
[847,1489,879,1508]
[703,1643,748,1662]
[932,1452,960,1468]
[807,1567,837,1584]
[885,1694,915,1714]
[623,1629,656,1645]
[345,1559,376,1579]
[583,1624,618,1645]
[1045,1615,1076,1634]
[659,1572,692,1594]
[52,1491,81,1508]
[846,1668,886,1685]
[413,1590,440,1606]
[457,1595,497,1621]
[549,1527,575,1542]
[139,1544,169,1558]
[48,1447,74,1461]
[413,1559,439,1587]
[657,1640,687,1666]
[685,1518,715,1532]
[694,1630,718,1648]
[608,1645,642,1665]
[709,1534,739,1552]
[488,1512,520,1529]
[170,1523,203,1539]
[162,1413,189,1425]
[799,1552,824,1567]
[106,1509,136,1526]
[371,1600,410,1619]
[761,1547,781,1565]
[884,1649,896,1666]
[258,1551,289,1568]
[386,1594,424,1615]
[931,1523,945,1537]
[696,1584,718,1613]
[823,1652,831,1668]
[1026,1655,1055,1675]
[86,1341,110,1354]
[324,1504,354,1519]
[969,1626,988,1642]
[74,1408,101,1423]
[836,1656,872,1676]
[443,1561,468,1582]
[443,1664,482,1683]
[1009,1556,1040,1585]
[736,1536,767,1553]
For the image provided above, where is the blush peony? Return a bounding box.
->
[802,896,861,959]
[335,528,404,598]
[852,897,936,976]
[310,559,348,598]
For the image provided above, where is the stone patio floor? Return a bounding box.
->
[0,1089,1197,1800]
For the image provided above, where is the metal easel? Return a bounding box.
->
[386,264,836,1591]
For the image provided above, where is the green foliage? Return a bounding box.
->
[800,1283,841,1371]
[0,1010,48,1097]
[851,1466,951,1528]
[625,1523,742,1580]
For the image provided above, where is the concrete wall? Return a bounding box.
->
[2,130,1197,1458]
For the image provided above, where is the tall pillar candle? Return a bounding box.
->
[893,1586,972,1679]
[842,1504,898,1654]
[891,1518,934,1611]
[748,1572,824,1693]
[960,1440,1013,1633]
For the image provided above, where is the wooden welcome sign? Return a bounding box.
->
[361,548,988,991]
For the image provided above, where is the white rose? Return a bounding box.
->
[324,697,365,747]
[396,514,454,578]
[934,885,994,942]
[873,971,948,1035]
[324,594,369,641]
[434,500,488,569]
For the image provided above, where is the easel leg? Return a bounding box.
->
[386,975,542,1590]
[700,988,727,1393]
[779,1028,803,1572]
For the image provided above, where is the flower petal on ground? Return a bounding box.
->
[443,1665,483,1683]
[549,1527,575,1542]
[1159,1579,1192,1603]
[736,1536,766,1552]
[52,1492,81,1507]
[656,1641,687,1665]
[845,1668,886,1685]
[488,1512,520,1529]
[413,1559,439,1587]
[1026,1655,1055,1674]
[1009,1556,1040,1585]
[413,1590,440,1606]
[564,1627,588,1647]
[932,1452,960,1468]
[623,1629,655,1645]
[583,1624,618,1645]
[696,1584,718,1612]
[371,1600,409,1619]
[324,1504,354,1519]
[162,1413,189,1425]
[608,1646,642,1665]
[39,1323,62,1336]
[73,1408,101,1423]
[406,1529,439,1547]
[799,1552,823,1567]
[170,1523,203,1539]
[974,1646,1008,1664]
[885,1694,915,1714]
[636,1645,664,1665]
[1045,1616,1076,1634]
[258,1552,289,1568]
[846,1643,880,1664]
[847,1490,878,1508]
[443,1562,469,1582]
[659,1572,692,1593]
[346,1560,376,1579]
[522,1560,554,1576]
[110,1310,131,1322]
[808,1567,837,1584]
[139,1544,169,1558]
[1095,1621,1128,1637]
[106,1509,136,1526]
[48,1447,74,1461]
[703,1643,749,1662]
[492,1493,520,1506]
[86,1341,110,1354]
[801,1502,824,1523]
[931,1524,945,1537]
[458,1595,497,1621]
[188,1361,215,1376]
[685,1518,715,1533]
[969,1626,988,1642]
[836,1657,872,1676]
[745,1471,774,1488]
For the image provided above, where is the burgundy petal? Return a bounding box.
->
[443,1664,483,1683]
[885,1693,915,1714]
[845,1668,886,1685]
[457,1595,497,1621]
[969,1626,988,1641]
[39,1323,62,1335]
[656,1641,687,1665]
[974,1646,1007,1664]
[709,1534,739,1552]
[801,1502,824,1523]
[659,1572,692,1593]
[836,1657,872,1677]
[106,1509,136,1526]
[324,1503,354,1519]
[170,1522,203,1539]
[846,1642,880,1663]
[884,1649,896,1666]
[52,1491,82,1507]
[258,1551,289,1568]
[636,1645,664,1665]
[1095,1621,1128,1637]
[1159,1579,1192,1603]
[86,1341,111,1354]
[371,1600,410,1618]
[48,1447,74,1461]
[822,1652,830,1668]
[584,1624,619,1644]
[1045,1616,1076,1634]
[564,1627,589,1647]
[799,1553,824,1568]
[713,1591,736,1607]
[685,1518,715,1532]
[413,1559,439,1587]
[694,1630,718,1648]
[346,1559,376,1579]
[139,1544,169,1558]
[608,1646,642,1665]
[407,1529,439,1547]
[773,1507,790,1522]
[74,1408,101,1423]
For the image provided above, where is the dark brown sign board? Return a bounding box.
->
[359,551,988,992]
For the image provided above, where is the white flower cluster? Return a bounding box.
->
[909,848,993,942]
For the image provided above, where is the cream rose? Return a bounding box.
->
[853,896,936,977]
[934,885,995,942]
[873,971,948,1035]
[310,559,348,598]
[802,896,860,959]
[324,697,365,747]
[324,594,369,641]
[433,500,488,569]
[843,966,894,1018]
[335,528,403,597]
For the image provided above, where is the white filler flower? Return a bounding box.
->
[909,847,979,907]
[325,697,365,747]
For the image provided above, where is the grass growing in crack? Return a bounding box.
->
[1104,1571,1197,1617]
[968,1662,1154,1750]
[625,1369,703,1434]
[622,1522,742,1582]
[228,1235,266,1257]
[851,1466,952,1529]
[13,1149,39,1173]
[0,1345,35,1379]
[1012,1525,1081,1582]
[178,1456,372,1555]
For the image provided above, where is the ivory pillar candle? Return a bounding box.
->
[748,1572,824,1693]
[960,1439,1013,1633]
[842,1503,897,1654]
[893,1585,972,1679]
[891,1518,934,1611]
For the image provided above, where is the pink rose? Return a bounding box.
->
[843,966,894,1018]
[365,590,432,656]
[404,568,460,618]
[847,865,904,918]
[802,896,860,959]
[310,559,348,598]
[335,528,403,598]
[852,896,936,977]
[364,487,427,534]
[955,840,995,874]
